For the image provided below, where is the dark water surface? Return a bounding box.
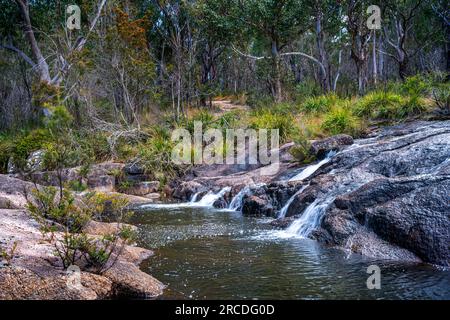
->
[130,205,450,300]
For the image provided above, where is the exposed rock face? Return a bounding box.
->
[172,142,298,202]
[310,134,353,159]
[0,267,113,300]
[271,120,450,266]
[242,195,274,216]
[82,221,138,237]
[0,207,164,299]
[241,182,302,217]
[22,162,124,192]
[124,181,160,196]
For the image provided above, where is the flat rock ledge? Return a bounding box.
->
[0,207,165,300]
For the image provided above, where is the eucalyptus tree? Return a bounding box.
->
[207,0,315,102]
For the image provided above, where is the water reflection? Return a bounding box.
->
[131,206,450,300]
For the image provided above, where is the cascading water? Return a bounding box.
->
[283,197,334,237]
[196,187,231,206]
[227,183,265,211]
[141,187,231,209]
[190,192,201,203]
[289,151,336,182]
[277,185,308,218]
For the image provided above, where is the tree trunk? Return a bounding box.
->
[271,41,283,103]
[315,5,330,92]
[15,0,51,84]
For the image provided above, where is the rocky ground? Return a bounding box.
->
[173,120,450,267]
[0,174,165,299]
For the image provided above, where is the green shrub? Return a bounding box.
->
[300,94,338,113]
[294,80,322,100]
[27,185,134,272]
[138,126,182,185]
[0,136,14,173]
[401,75,429,97]
[290,135,316,164]
[249,109,296,143]
[431,83,450,113]
[321,104,363,136]
[354,91,406,119]
[246,93,274,109]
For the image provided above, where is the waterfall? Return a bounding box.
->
[141,187,231,209]
[196,187,231,207]
[228,186,250,211]
[289,151,336,182]
[284,198,334,237]
[227,183,266,211]
[190,192,201,203]
[277,185,308,218]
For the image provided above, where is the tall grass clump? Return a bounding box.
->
[354,91,406,119]
[321,102,364,136]
[300,93,339,114]
[249,109,296,143]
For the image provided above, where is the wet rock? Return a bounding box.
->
[124,162,145,175]
[270,216,298,229]
[293,121,450,266]
[310,134,353,159]
[242,195,275,217]
[172,181,208,201]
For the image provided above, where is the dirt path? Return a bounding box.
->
[211,99,249,116]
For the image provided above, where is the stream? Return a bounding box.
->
[131,203,450,300]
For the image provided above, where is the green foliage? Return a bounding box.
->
[27,186,91,234]
[294,80,322,100]
[321,104,363,136]
[0,241,18,265]
[431,83,450,113]
[66,180,88,192]
[300,94,339,114]
[27,184,134,272]
[354,91,406,119]
[249,109,296,143]
[290,135,315,164]
[138,126,181,185]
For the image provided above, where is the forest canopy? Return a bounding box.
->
[0,0,449,177]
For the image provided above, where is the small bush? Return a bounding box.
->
[0,241,18,265]
[321,104,363,136]
[249,109,296,143]
[289,134,316,164]
[300,94,338,113]
[294,80,322,100]
[27,185,134,272]
[354,91,406,119]
[431,83,450,113]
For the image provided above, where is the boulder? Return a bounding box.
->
[242,195,275,217]
[271,120,450,266]
[103,261,165,298]
[0,267,114,300]
[124,162,145,175]
[83,221,137,237]
[310,134,353,159]
[124,181,160,196]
